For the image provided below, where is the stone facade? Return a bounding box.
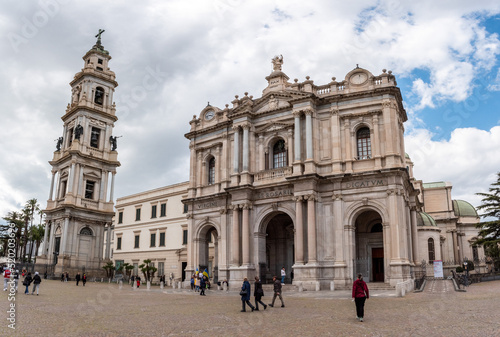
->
[37,36,119,277]
[182,57,481,289]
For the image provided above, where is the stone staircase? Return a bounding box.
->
[262,284,298,292]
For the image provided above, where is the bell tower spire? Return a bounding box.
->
[38,31,120,277]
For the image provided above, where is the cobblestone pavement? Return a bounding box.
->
[2,279,500,336]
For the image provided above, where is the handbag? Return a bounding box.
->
[239,289,247,296]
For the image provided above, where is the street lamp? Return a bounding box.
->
[463,261,468,288]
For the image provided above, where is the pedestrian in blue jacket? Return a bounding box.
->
[240,277,255,312]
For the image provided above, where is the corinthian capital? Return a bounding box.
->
[303,109,314,116]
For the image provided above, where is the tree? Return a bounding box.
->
[22,199,40,261]
[2,211,24,258]
[28,224,45,263]
[475,172,500,259]
[122,262,134,282]
[102,261,115,281]
[139,259,157,283]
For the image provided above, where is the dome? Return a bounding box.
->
[452,200,478,217]
[417,212,437,227]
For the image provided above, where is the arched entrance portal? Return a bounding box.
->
[261,213,294,284]
[354,210,384,282]
[198,225,219,283]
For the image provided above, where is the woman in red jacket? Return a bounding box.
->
[352,273,369,322]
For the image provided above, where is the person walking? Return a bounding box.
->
[281,267,286,284]
[82,273,87,286]
[3,268,11,291]
[136,275,141,288]
[31,272,42,295]
[190,275,195,291]
[240,277,255,312]
[268,276,285,308]
[23,272,32,295]
[194,274,199,292]
[13,270,19,292]
[131,275,135,287]
[253,276,267,311]
[75,273,81,286]
[200,275,207,296]
[352,273,369,322]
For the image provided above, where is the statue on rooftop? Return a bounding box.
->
[272,55,283,71]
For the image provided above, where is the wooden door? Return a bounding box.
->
[372,247,384,282]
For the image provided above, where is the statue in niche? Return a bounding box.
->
[272,55,283,71]
[55,137,63,151]
[74,124,83,140]
[269,95,278,110]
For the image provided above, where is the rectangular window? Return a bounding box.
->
[160,203,166,217]
[151,205,157,218]
[183,204,188,214]
[135,208,141,221]
[158,262,164,277]
[116,237,122,250]
[150,233,156,247]
[134,235,140,248]
[85,181,95,199]
[183,229,188,245]
[98,58,103,64]
[159,232,165,246]
[68,128,73,147]
[90,127,100,148]
[118,211,123,224]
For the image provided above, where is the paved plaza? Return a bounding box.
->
[2,279,500,336]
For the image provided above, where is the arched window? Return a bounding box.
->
[80,227,93,236]
[428,238,435,262]
[273,139,287,168]
[94,87,104,105]
[208,157,215,185]
[356,127,371,160]
[472,246,479,262]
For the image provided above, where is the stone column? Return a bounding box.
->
[48,223,55,262]
[330,108,341,171]
[189,143,196,189]
[197,152,203,187]
[258,135,265,171]
[61,217,69,255]
[231,205,240,266]
[49,171,56,200]
[287,128,294,166]
[306,195,317,263]
[305,110,313,160]
[294,196,304,264]
[451,230,458,262]
[241,203,251,266]
[216,146,221,186]
[343,119,353,172]
[68,162,75,194]
[109,172,115,202]
[233,126,240,173]
[100,170,108,201]
[410,209,419,263]
[77,165,84,197]
[105,223,112,259]
[293,111,301,161]
[372,114,381,161]
[41,221,50,254]
[55,171,61,199]
[382,100,395,156]
[242,124,249,172]
[333,194,344,263]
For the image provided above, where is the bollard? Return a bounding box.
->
[133,281,137,290]
[160,281,164,289]
[330,281,335,291]
[178,281,182,289]
[298,283,303,292]
[223,283,228,292]
[147,281,151,290]
[119,280,123,289]
[315,281,320,291]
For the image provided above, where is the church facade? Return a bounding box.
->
[37,35,119,277]
[181,56,482,289]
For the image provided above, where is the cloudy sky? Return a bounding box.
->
[1,0,499,224]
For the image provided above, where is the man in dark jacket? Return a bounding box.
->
[32,272,42,295]
[200,275,207,296]
[75,273,81,286]
[268,276,285,308]
[254,276,267,310]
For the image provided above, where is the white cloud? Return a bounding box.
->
[0,1,499,220]
[405,126,500,210]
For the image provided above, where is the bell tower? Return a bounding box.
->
[38,30,120,277]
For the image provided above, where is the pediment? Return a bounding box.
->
[254,93,292,114]
[83,171,101,179]
[255,121,293,134]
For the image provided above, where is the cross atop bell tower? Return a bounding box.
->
[38,31,120,277]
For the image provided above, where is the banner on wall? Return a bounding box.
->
[433,260,444,278]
